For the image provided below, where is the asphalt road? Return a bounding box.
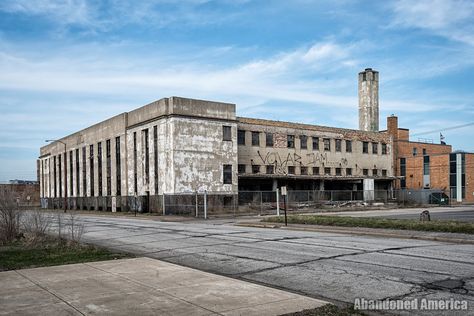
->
[57,214,474,315]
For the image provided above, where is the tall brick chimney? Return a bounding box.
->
[358,68,379,132]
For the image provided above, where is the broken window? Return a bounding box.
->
[223,126,232,141]
[382,169,387,177]
[335,168,341,176]
[143,129,149,184]
[300,166,308,175]
[266,133,274,147]
[300,135,308,149]
[363,168,368,176]
[238,164,246,174]
[288,166,295,174]
[252,165,260,174]
[346,140,352,152]
[335,139,342,152]
[266,165,274,174]
[313,167,320,175]
[312,137,319,150]
[223,165,232,184]
[323,138,331,151]
[252,131,260,146]
[373,169,378,176]
[413,147,417,156]
[372,142,378,154]
[363,142,369,154]
[287,135,295,148]
[346,168,352,176]
[238,130,246,145]
[382,143,387,155]
[324,167,331,175]
[82,147,86,196]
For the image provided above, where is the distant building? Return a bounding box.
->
[385,115,473,203]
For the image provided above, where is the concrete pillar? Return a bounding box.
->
[272,179,278,191]
[359,68,379,132]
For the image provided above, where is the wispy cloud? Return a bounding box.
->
[391,0,474,46]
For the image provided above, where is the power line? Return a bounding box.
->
[411,122,474,136]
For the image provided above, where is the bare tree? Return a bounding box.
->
[22,210,51,243]
[68,213,85,243]
[0,187,22,244]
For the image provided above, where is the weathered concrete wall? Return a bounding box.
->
[238,118,393,178]
[359,68,379,132]
[39,113,127,198]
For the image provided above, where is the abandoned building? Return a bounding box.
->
[38,68,397,212]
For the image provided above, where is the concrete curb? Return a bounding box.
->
[235,222,474,245]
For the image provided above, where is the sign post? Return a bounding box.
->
[281,186,288,226]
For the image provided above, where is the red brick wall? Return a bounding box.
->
[0,184,40,207]
[466,154,474,203]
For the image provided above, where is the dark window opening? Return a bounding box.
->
[82,147,86,196]
[373,169,378,176]
[335,139,342,152]
[413,147,417,156]
[98,142,102,196]
[252,165,260,174]
[251,131,260,146]
[382,143,387,155]
[423,155,430,175]
[266,165,274,174]
[89,145,94,196]
[382,169,387,176]
[69,151,73,197]
[223,165,232,184]
[300,135,308,149]
[363,168,369,176]
[287,135,295,148]
[58,155,62,197]
[75,149,80,197]
[53,156,57,198]
[323,138,331,151]
[300,166,308,175]
[265,133,273,147]
[238,164,246,174]
[372,142,378,154]
[363,142,369,154]
[223,126,232,141]
[106,139,111,196]
[312,137,319,150]
[115,137,121,196]
[133,132,137,194]
[346,168,352,176]
[238,130,246,145]
[313,167,319,175]
[153,126,158,195]
[288,166,295,174]
[335,168,341,176]
[346,140,352,152]
[143,129,149,184]
[324,167,331,175]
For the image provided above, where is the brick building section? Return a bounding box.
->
[385,115,451,189]
[466,154,474,203]
[0,184,40,207]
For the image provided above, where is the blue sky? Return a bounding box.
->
[0,0,473,182]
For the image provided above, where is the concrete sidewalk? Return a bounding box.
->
[0,257,327,316]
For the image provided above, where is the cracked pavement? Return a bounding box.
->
[55,214,473,315]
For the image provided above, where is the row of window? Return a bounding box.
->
[235,129,387,154]
[238,164,388,177]
[41,137,122,198]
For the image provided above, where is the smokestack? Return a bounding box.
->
[358,68,379,132]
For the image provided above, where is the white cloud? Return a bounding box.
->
[391,0,474,46]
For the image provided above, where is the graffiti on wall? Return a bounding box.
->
[255,150,348,174]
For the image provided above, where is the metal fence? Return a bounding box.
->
[41,188,448,217]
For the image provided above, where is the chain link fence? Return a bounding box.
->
[41,188,449,217]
